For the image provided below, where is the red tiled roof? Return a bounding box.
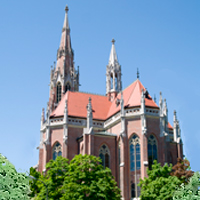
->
[107,79,158,118]
[51,79,159,120]
[51,91,112,120]
[168,122,173,130]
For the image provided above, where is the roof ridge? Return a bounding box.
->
[125,79,139,105]
[73,91,106,97]
[123,79,137,91]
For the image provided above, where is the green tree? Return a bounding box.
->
[0,153,30,200]
[61,154,121,200]
[30,154,121,200]
[29,167,42,198]
[30,156,69,200]
[138,160,181,200]
[173,171,200,200]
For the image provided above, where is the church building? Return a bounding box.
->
[38,5,183,200]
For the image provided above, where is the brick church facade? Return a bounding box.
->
[38,5,183,200]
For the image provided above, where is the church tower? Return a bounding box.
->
[48,5,79,112]
[106,39,122,101]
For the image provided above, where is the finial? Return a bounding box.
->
[137,68,139,79]
[154,94,156,103]
[174,110,176,115]
[174,110,177,121]
[65,100,68,109]
[89,97,91,103]
[111,38,115,44]
[65,5,69,12]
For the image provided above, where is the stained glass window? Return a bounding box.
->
[129,135,141,198]
[53,142,62,160]
[148,135,158,169]
[129,135,140,171]
[99,144,110,169]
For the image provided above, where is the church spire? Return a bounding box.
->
[61,5,72,56]
[63,5,69,31]
[106,39,122,101]
[57,5,73,65]
[48,5,80,112]
[109,39,119,66]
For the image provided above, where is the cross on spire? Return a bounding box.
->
[137,68,139,79]
[65,5,69,12]
[111,38,115,44]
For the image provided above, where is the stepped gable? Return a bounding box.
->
[107,79,158,118]
[50,91,112,120]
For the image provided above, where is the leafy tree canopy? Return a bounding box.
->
[29,167,41,198]
[0,153,30,200]
[30,156,69,200]
[138,160,181,200]
[173,171,200,200]
[30,154,121,200]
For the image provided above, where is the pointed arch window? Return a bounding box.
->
[148,135,158,169]
[129,134,141,198]
[65,82,71,92]
[129,135,141,171]
[53,142,62,160]
[56,82,62,103]
[99,144,110,169]
[118,140,121,188]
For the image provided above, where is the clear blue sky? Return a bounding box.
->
[0,0,199,173]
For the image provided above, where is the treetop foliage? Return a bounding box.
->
[173,171,200,200]
[0,153,30,200]
[138,160,181,200]
[30,154,121,200]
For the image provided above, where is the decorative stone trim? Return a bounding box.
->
[126,108,140,116]
[94,131,117,137]
[50,118,64,127]
[47,108,159,129]
[145,108,159,116]
[93,121,103,128]
[68,118,85,126]
[104,112,121,127]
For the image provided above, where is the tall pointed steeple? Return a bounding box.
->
[106,39,122,101]
[109,39,119,66]
[48,5,80,111]
[57,5,73,73]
